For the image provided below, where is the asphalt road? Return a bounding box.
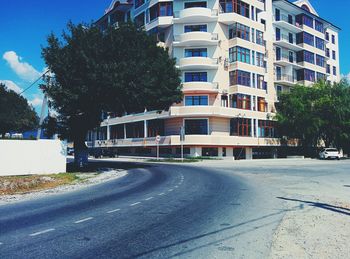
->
[0,160,287,258]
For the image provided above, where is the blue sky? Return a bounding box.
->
[0,0,349,112]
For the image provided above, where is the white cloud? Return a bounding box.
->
[3,51,42,82]
[29,95,43,107]
[0,80,22,93]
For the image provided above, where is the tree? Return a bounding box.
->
[276,80,350,154]
[42,22,182,167]
[0,83,39,137]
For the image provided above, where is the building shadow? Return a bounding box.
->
[277,197,350,216]
[66,160,150,173]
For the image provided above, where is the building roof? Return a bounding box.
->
[273,0,341,31]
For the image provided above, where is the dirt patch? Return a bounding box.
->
[0,173,81,195]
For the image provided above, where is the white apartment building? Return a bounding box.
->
[90,0,340,159]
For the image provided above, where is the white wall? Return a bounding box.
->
[0,140,66,176]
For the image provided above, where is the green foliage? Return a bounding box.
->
[41,22,182,150]
[276,80,350,152]
[0,83,39,137]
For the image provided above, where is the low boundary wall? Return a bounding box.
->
[0,140,66,176]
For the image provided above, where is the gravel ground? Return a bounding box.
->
[0,169,127,206]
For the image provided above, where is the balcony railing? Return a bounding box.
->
[275,34,296,44]
[275,74,297,83]
[274,14,302,28]
[275,53,297,64]
[173,8,218,18]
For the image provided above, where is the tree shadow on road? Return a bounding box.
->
[129,208,298,258]
[277,197,350,216]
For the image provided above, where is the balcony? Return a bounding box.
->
[274,34,303,51]
[173,32,219,47]
[173,7,218,23]
[273,14,303,33]
[274,54,302,69]
[275,74,297,86]
[182,82,219,94]
[177,57,219,70]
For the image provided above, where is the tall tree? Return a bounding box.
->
[0,83,39,137]
[42,22,182,167]
[276,80,350,154]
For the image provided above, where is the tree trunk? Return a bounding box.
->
[73,134,89,169]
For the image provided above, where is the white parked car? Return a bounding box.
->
[319,148,342,160]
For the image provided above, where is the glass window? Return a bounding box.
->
[230,94,251,110]
[315,37,325,50]
[126,121,144,138]
[316,55,325,68]
[184,72,207,82]
[229,46,250,64]
[256,52,265,67]
[333,66,337,76]
[332,35,335,44]
[185,119,208,135]
[315,20,324,33]
[297,32,314,46]
[297,50,314,64]
[258,120,276,138]
[256,30,264,46]
[219,0,250,18]
[229,70,251,86]
[230,118,252,136]
[185,48,207,57]
[229,22,250,41]
[316,72,326,81]
[297,69,315,82]
[147,119,165,137]
[332,50,336,60]
[296,14,313,28]
[184,24,207,32]
[184,1,207,8]
[185,96,209,106]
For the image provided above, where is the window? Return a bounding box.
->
[184,24,207,32]
[316,55,325,68]
[315,20,324,33]
[297,32,314,46]
[134,12,145,27]
[315,37,325,50]
[184,1,207,8]
[257,97,267,112]
[135,0,145,8]
[316,72,326,81]
[184,119,208,135]
[332,35,335,44]
[230,94,251,110]
[296,14,313,28]
[221,95,228,107]
[184,72,207,82]
[110,124,125,140]
[332,50,336,60]
[147,119,165,137]
[333,66,337,76]
[230,118,251,136]
[126,121,144,138]
[229,70,251,86]
[185,95,209,106]
[256,30,264,45]
[229,22,250,41]
[326,48,330,58]
[297,50,314,64]
[258,120,276,138]
[257,75,267,90]
[219,0,250,18]
[229,46,250,64]
[185,48,207,57]
[149,2,173,21]
[325,32,330,41]
[326,64,331,74]
[256,52,265,67]
[297,69,315,82]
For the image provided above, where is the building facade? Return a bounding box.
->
[90,0,340,159]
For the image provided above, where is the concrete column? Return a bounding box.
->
[107,125,110,140]
[255,119,259,138]
[226,147,234,158]
[218,147,223,158]
[190,147,202,157]
[144,120,148,138]
[245,147,253,160]
[124,124,127,139]
[251,118,254,137]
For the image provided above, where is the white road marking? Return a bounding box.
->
[145,197,154,201]
[107,208,121,214]
[74,217,93,224]
[158,193,165,196]
[168,189,174,192]
[29,228,55,237]
[130,202,141,206]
